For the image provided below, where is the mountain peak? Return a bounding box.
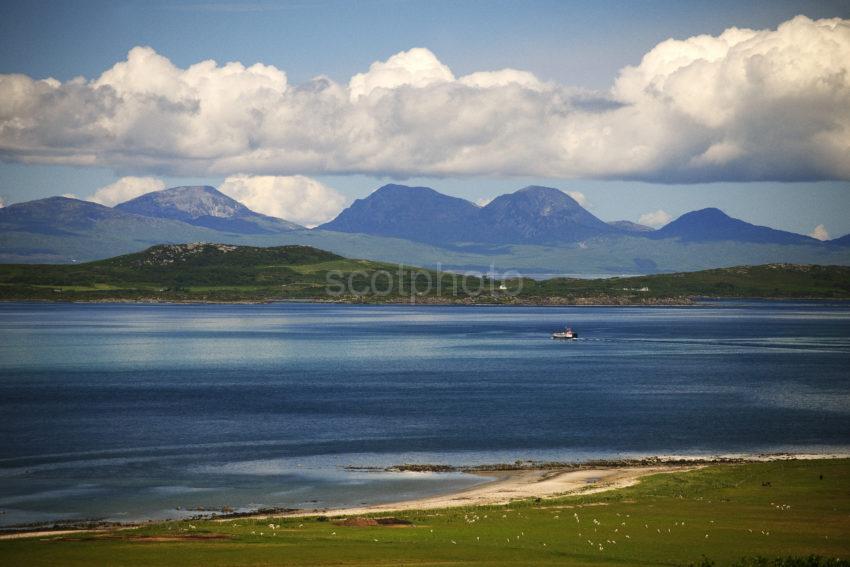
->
[320,183,618,245]
[369,184,455,202]
[319,184,480,244]
[683,207,731,220]
[476,186,613,242]
[655,208,815,244]
[516,185,562,194]
[374,183,431,193]
[10,195,107,209]
[114,185,301,234]
[514,185,576,201]
[0,195,117,225]
[507,186,583,211]
[117,186,247,220]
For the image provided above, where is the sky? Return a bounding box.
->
[1,0,849,235]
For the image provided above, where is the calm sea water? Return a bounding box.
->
[1,301,848,526]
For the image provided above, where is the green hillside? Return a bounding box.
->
[517,264,850,301]
[0,243,490,302]
[1,244,848,303]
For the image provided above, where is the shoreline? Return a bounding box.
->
[233,465,694,521]
[234,452,849,521]
[1,296,697,306]
[3,452,847,540]
[0,467,685,540]
[1,296,848,306]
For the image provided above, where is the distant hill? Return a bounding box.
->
[0,196,234,262]
[522,263,850,299]
[2,244,848,303]
[0,196,125,236]
[652,208,817,245]
[609,220,654,233]
[319,184,480,245]
[320,184,621,245]
[98,242,341,271]
[0,242,346,292]
[0,243,483,302]
[830,233,850,246]
[115,186,302,233]
[479,186,618,244]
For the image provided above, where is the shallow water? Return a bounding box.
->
[0,301,848,526]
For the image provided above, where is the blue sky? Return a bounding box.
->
[1,0,849,236]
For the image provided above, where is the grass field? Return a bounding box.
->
[2,460,848,566]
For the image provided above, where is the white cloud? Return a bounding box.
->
[0,16,849,183]
[475,197,492,207]
[348,47,454,100]
[808,224,830,241]
[218,175,347,228]
[565,190,587,206]
[87,176,166,206]
[638,209,672,227]
[0,196,5,208]
[61,193,78,199]
[458,69,546,91]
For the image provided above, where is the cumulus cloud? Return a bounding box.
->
[0,196,6,208]
[566,190,588,206]
[808,224,830,241]
[348,47,454,100]
[638,209,672,227]
[87,176,166,206]
[475,197,493,207]
[218,175,347,227]
[1,16,849,183]
[458,69,546,91]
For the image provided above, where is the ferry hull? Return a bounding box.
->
[552,333,578,340]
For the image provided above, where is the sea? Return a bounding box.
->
[1,301,848,527]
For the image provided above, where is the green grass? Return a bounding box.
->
[2,460,848,566]
[287,258,398,274]
[520,264,850,300]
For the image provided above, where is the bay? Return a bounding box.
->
[0,301,848,526]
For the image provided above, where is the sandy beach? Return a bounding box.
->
[263,465,693,520]
[0,465,685,539]
[248,452,850,520]
[3,453,847,540]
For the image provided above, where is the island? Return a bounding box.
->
[1,243,849,304]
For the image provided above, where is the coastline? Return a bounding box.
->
[238,465,694,521]
[238,452,850,521]
[0,466,686,540]
[0,296,698,306]
[3,453,847,540]
[2,295,848,306]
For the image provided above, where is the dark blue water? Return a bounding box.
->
[0,301,848,526]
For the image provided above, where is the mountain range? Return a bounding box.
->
[321,184,618,245]
[1,183,848,274]
[319,184,825,247]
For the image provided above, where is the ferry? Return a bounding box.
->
[552,326,578,340]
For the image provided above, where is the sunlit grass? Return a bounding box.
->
[2,460,848,566]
